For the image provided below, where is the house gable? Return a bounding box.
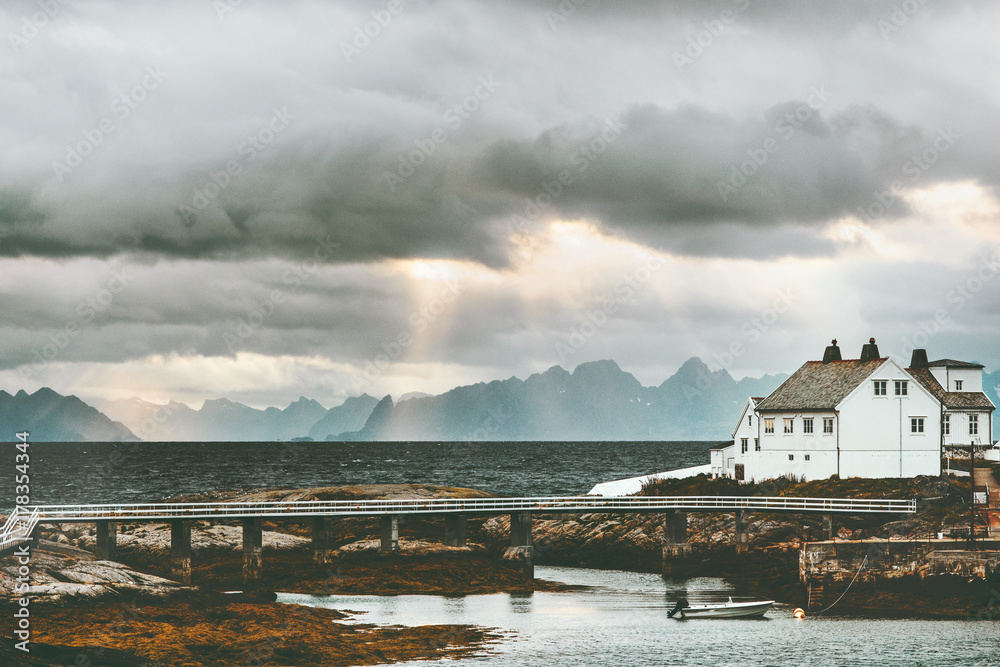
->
[837,358,940,410]
[731,396,762,439]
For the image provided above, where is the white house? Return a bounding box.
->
[713,338,996,482]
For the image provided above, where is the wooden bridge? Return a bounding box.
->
[2,496,916,583]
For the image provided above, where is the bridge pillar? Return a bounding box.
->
[242,518,263,586]
[502,512,534,578]
[734,509,750,549]
[444,515,467,547]
[169,520,192,585]
[823,514,833,541]
[95,520,118,561]
[663,510,688,544]
[312,517,334,564]
[661,510,691,576]
[380,515,400,555]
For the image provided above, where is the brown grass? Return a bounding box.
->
[31,599,502,667]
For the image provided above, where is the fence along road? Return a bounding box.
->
[25,495,916,523]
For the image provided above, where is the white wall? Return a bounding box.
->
[930,366,983,393]
[750,411,838,481]
[944,410,992,447]
[838,359,940,478]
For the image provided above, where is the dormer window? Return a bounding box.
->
[873,380,887,396]
[955,380,963,391]
[894,380,908,396]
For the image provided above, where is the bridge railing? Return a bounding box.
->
[0,507,40,554]
[28,495,916,522]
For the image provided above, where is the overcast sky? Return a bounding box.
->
[2,0,999,409]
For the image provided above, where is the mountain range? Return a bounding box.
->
[0,388,137,442]
[334,358,786,441]
[6,359,999,442]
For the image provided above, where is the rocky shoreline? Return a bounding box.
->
[0,485,532,666]
[4,478,998,664]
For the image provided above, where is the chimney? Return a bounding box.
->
[859,337,880,363]
[909,348,929,369]
[822,339,842,363]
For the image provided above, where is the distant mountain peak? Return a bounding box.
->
[573,359,623,374]
[0,387,138,442]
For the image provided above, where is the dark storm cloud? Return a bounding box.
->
[0,97,960,264]
[1,0,997,267]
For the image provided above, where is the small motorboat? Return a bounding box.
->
[668,596,773,619]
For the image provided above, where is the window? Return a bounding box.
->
[741,437,748,453]
[748,415,752,427]
[955,380,963,391]
[874,380,887,396]
[910,417,924,434]
[823,417,834,434]
[754,438,760,452]
[805,454,811,461]
[970,414,979,436]
[895,380,908,396]
[943,414,950,436]
[764,418,774,434]
[735,464,745,481]
[784,418,793,434]
[788,454,794,461]
[803,418,814,434]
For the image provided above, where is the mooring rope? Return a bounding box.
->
[815,554,868,614]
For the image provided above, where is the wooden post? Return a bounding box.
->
[662,510,691,576]
[444,515,467,547]
[242,518,263,586]
[96,520,118,561]
[663,510,688,544]
[735,509,750,548]
[380,515,399,555]
[169,520,192,585]
[503,512,534,578]
[312,517,333,564]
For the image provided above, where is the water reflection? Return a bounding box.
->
[278,566,1000,667]
[508,591,534,614]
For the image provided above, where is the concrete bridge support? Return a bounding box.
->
[95,520,117,561]
[734,509,750,549]
[445,514,467,547]
[661,510,691,576]
[242,518,263,586]
[503,512,534,578]
[312,516,334,564]
[170,520,192,585]
[380,515,400,555]
[823,514,834,541]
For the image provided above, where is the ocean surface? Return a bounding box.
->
[6,440,998,664]
[1,440,718,506]
[283,567,1000,666]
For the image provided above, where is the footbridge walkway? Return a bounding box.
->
[2,496,915,582]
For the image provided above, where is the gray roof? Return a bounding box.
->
[755,358,886,412]
[927,358,984,369]
[907,368,995,411]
